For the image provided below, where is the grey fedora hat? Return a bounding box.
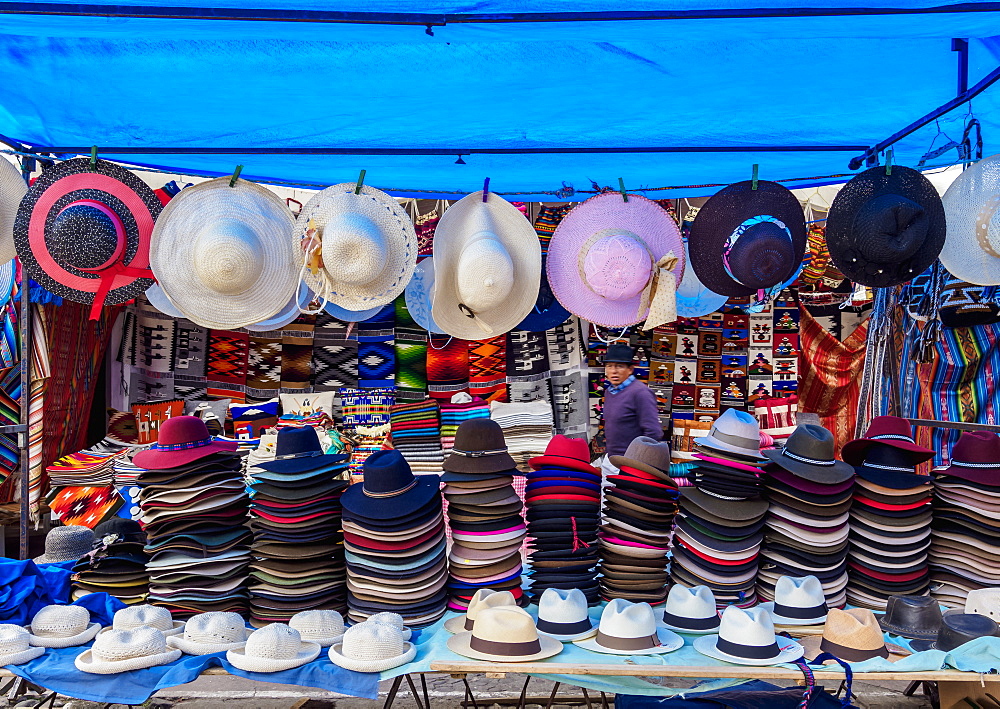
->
[609,437,674,480]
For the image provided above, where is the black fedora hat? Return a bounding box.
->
[442,419,518,474]
[340,450,440,520]
[910,612,1000,652]
[853,444,930,490]
[255,426,348,474]
[826,166,945,289]
[878,595,943,640]
[603,342,634,364]
[763,424,854,484]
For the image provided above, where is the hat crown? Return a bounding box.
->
[538,435,592,466]
[182,612,247,644]
[30,605,90,637]
[774,575,826,608]
[289,610,344,640]
[467,590,517,620]
[113,604,174,632]
[273,426,323,458]
[457,233,515,312]
[471,607,538,644]
[0,625,31,653]
[706,409,761,452]
[361,450,417,497]
[539,588,589,624]
[93,627,167,662]
[823,608,885,651]
[599,599,658,639]
[155,415,212,448]
[192,218,265,295]
[367,612,407,631]
[582,229,652,301]
[245,624,302,660]
[937,613,1000,651]
[44,525,94,557]
[950,431,1000,466]
[49,201,125,272]
[320,212,388,285]
[718,606,777,647]
[861,416,917,443]
[853,193,927,265]
[783,424,837,463]
[725,217,796,289]
[621,436,672,474]
[451,418,507,456]
[603,342,635,364]
[341,621,406,660]
[665,584,717,620]
[965,588,1000,619]
[861,442,918,471]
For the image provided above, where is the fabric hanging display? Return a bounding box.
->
[171,319,210,401]
[468,336,507,403]
[393,295,428,400]
[312,311,359,391]
[206,330,249,402]
[357,305,395,389]
[245,333,282,397]
[532,204,571,255]
[426,334,469,400]
[280,313,315,392]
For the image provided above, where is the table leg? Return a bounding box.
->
[517,675,531,709]
[383,675,405,709]
[544,681,562,709]
[581,688,594,709]
[405,674,425,709]
[462,675,480,709]
[939,678,1000,709]
[600,691,610,709]
[421,672,431,709]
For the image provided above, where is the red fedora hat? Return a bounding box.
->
[528,435,600,475]
[132,416,238,470]
[841,416,934,466]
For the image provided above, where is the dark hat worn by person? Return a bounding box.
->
[603,343,635,365]
[842,416,934,467]
[825,165,945,289]
[764,425,854,484]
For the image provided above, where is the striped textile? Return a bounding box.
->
[281,314,315,390]
[469,336,507,403]
[427,334,470,400]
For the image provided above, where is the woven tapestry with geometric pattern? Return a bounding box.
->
[358,305,395,389]
[247,335,282,394]
[427,334,470,400]
[281,313,315,390]
[207,331,249,385]
[469,336,507,402]
[312,312,358,391]
[47,485,124,528]
[394,295,428,400]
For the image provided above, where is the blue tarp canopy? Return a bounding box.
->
[1,1,999,199]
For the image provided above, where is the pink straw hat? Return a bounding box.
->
[546,193,685,328]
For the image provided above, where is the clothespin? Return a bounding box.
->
[229,165,243,188]
[354,169,366,195]
[618,177,629,203]
[885,148,893,176]
[90,146,98,168]
[483,177,490,202]
[751,164,759,190]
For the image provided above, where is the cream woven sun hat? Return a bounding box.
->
[288,610,346,648]
[25,605,100,648]
[367,611,413,641]
[939,154,1000,285]
[226,623,321,673]
[75,627,182,674]
[431,191,541,340]
[693,605,804,666]
[150,177,298,330]
[0,158,27,265]
[0,625,44,666]
[166,612,248,655]
[328,620,416,672]
[100,604,184,637]
[444,589,517,634]
[295,182,416,311]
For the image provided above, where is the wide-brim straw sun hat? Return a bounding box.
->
[75,627,182,674]
[0,625,44,667]
[328,621,417,673]
[166,611,249,655]
[143,283,184,318]
[547,192,684,328]
[0,158,28,264]
[226,624,321,673]
[149,176,298,330]
[296,182,416,311]
[25,605,100,648]
[246,281,308,332]
[431,191,541,340]
[939,154,1000,285]
[288,610,346,647]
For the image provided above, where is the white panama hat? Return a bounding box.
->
[166,612,248,655]
[100,604,185,637]
[0,625,44,666]
[25,605,100,648]
[448,606,562,662]
[939,154,1000,285]
[150,177,298,330]
[75,627,182,674]
[226,623,320,673]
[296,183,416,311]
[535,588,598,642]
[758,575,829,626]
[444,589,517,634]
[0,158,27,265]
[693,605,804,666]
[288,610,346,648]
[328,620,416,673]
[574,599,682,655]
[660,584,721,634]
[431,191,541,340]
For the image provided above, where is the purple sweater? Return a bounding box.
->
[602,380,663,456]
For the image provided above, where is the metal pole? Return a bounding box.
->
[953,38,970,95]
[17,156,31,560]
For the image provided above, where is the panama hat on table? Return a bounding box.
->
[296,182,416,312]
[226,623,320,673]
[448,606,562,662]
[25,605,100,648]
[694,605,804,666]
[14,157,161,318]
[0,625,43,666]
[432,190,541,340]
[575,599,682,655]
[939,154,1000,285]
[328,620,416,672]
[660,584,720,634]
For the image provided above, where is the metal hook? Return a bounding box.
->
[229,165,243,187]
[618,177,628,203]
[355,169,366,195]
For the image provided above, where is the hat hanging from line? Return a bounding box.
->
[0,158,27,265]
[296,182,416,311]
[676,241,729,318]
[688,180,806,304]
[404,257,446,334]
[939,154,1000,286]
[547,192,684,329]
[143,283,184,318]
[825,165,945,289]
[14,157,162,319]
[149,177,298,330]
[432,190,541,340]
[245,280,309,332]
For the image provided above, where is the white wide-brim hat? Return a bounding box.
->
[226,640,321,673]
[246,281,307,332]
[144,283,184,318]
[150,177,298,330]
[431,191,541,340]
[0,645,43,667]
[693,634,803,666]
[167,634,247,655]
[0,158,27,264]
[296,183,416,311]
[939,154,1000,285]
[76,646,182,674]
[25,622,101,648]
[404,257,446,334]
[328,639,416,673]
[676,241,728,318]
[575,626,682,655]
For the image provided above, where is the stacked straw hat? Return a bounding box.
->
[758,424,855,609]
[929,431,1000,608]
[71,518,150,605]
[25,605,100,648]
[76,627,182,674]
[598,437,678,604]
[328,617,416,672]
[443,419,527,610]
[246,426,350,626]
[525,436,602,605]
[166,611,249,655]
[341,449,448,626]
[227,623,321,673]
[843,416,935,610]
[132,416,251,618]
[672,410,768,606]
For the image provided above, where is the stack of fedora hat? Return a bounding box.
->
[842,417,935,611]
[341,449,448,627]
[598,437,677,604]
[247,426,350,626]
[443,419,527,611]
[525,435,602,605]
[930,431,1000,608]
[759,424,855,609]
[71,518,150,605]
[132,416,251,618]
[672,410,768,606]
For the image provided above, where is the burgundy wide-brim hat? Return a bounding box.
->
[841,416,934,466]
[546,192,684,328]
[14,157,161,318]
[941,430,1000,484]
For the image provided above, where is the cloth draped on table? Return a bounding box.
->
[0,558,124,624]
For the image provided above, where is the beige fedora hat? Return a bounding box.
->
[444,589,518,634]
[448,607,562,662]
[800,608,900,662]
[432,191,541,340]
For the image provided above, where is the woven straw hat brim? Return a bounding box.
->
[327,640,416,672]
[26,622,100,648]
[296,183,416,310]
[0,159,27,264]
[295,632,344,648]
[75,647,182,674]
[100,621,185,638]
[226,641,321,673]
[448,632,563,662]
[150,177,298,330]
[0,645,43,667]
[546,192,684,328]
[33,553,84,565]
[939,154,1000,285]
[167,636,247,655]
[692,634,804,666]
[432,191,541,339]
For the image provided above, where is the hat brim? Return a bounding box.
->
[536,621,599,643]
[404,257,447,334]
[26,622,101,648]
[693,634,804,666]
[254,454,349,475]
[692,437,764,462]
[327,640,416,672]
[574,627,683,655]
[527,455,600,476]
[226,641,321,672]
[761,449,855,484]
[841,436,934,467]
[442,452,519,475]
[757,602,827,626]
[340,477,441,519]
[132,441,240,470]
[447,631,563,661]
[75,647,183,674]
[0,646,44,667]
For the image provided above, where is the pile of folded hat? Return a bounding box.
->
[390,398,445,475]
[672,410,767,607]
[490,399,555,467]
[842,416,935,611]
[443,419,527,611]
[439,393,490,455]
[598,437,678,604]
[133,416,252,618]
[246,426,350,626]
[341,449,448,626]
[930,431,1000,608]
[759,424,854,609]
[71,518,150,605]
[526,436,602,605]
